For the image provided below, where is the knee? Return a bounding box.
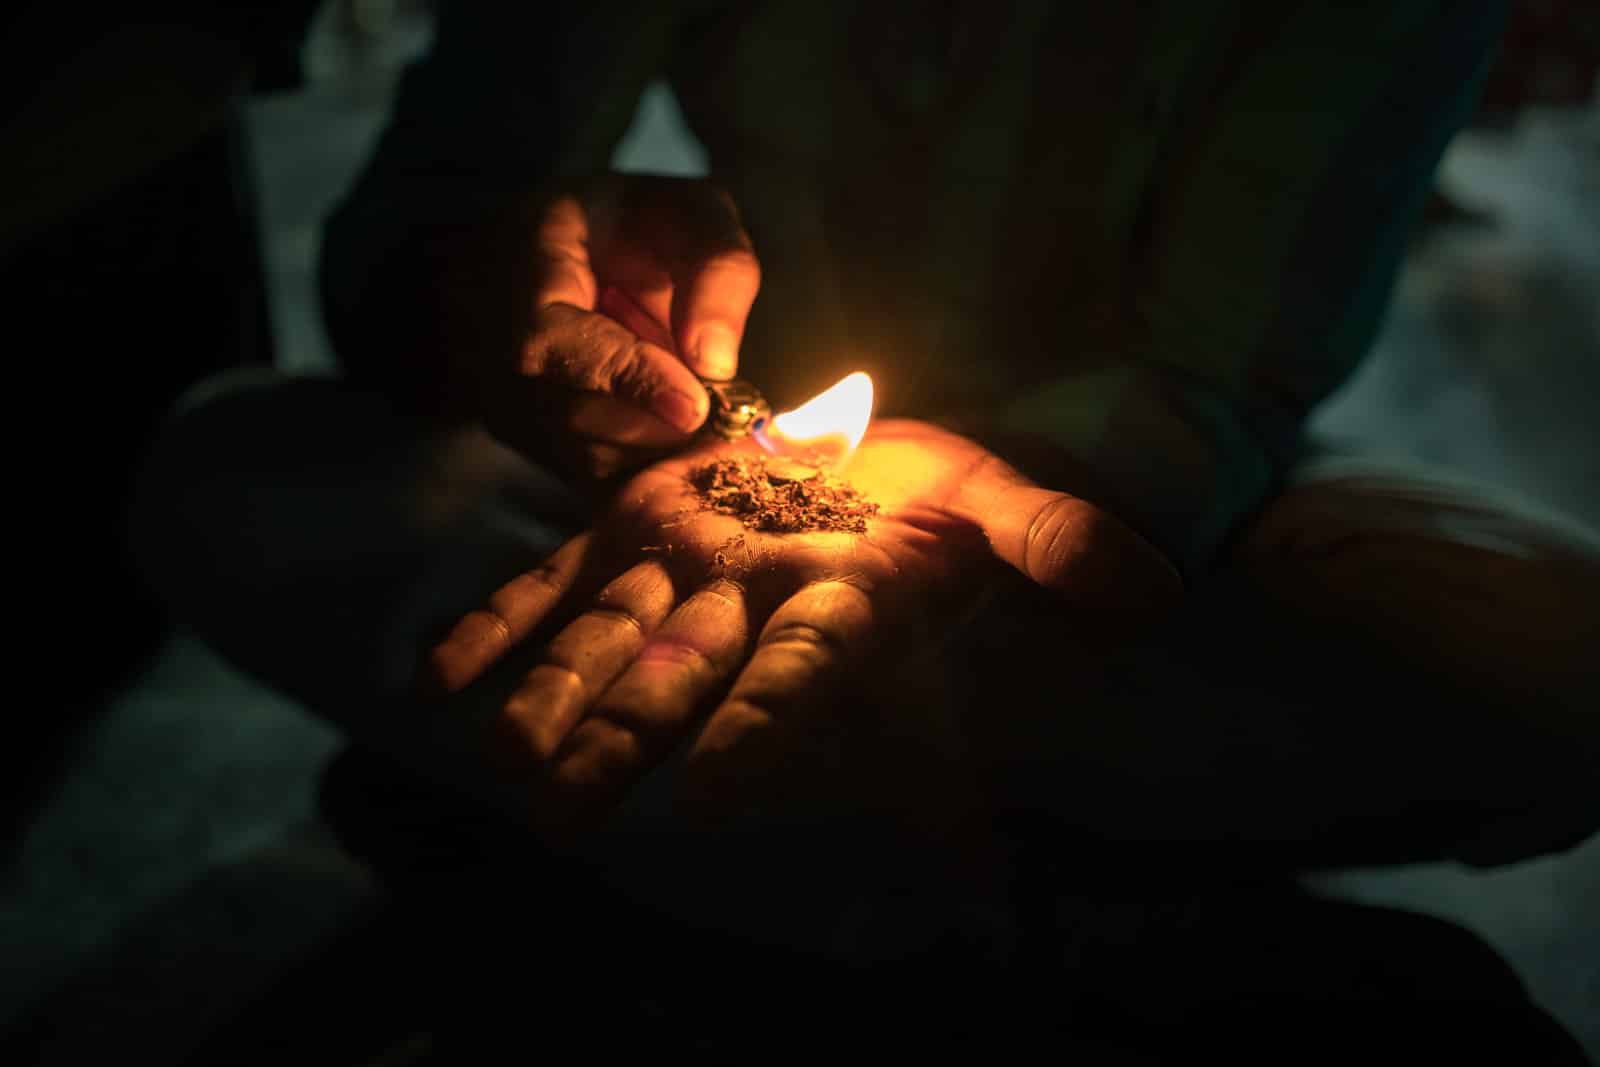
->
[129,371,284,618]
[128,371,422,627]
[1241,466,1600,747]
[127,381,235,624]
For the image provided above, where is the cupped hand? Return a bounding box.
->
[428,419,1180,830]
[483,174,761,483]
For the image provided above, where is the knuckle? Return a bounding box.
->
[969,451,1022,493]
[583,716,641,759]
[1023,497,1088,584]
[524,307,642,393]
[427,608,515,694]
[583,604,647,640]
[555,718,641,782]
[512,663,587,722]
[762,619,841,663]
[519,332,549,377]
[497,563,563,610]
[535,246,594,288]
[521,305,578,376]
[594,650,714,732]
[530,302,573,332]
[638,639,718,679]
[697,578,747,611]
[564,319,617,390]
[524,561,565,592]
[798,578,875,626]
[528,662,586,700]
[455,609,514,658]
[594,338,660,399]
[503,671,583,761]
[705,247,761,283]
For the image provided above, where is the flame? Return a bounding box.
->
[755,372,874,468]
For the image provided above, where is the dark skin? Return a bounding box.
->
[416,165,1590,878]
[428,172,1181,832]
[430,418,1180,832]
[481,176,762,485]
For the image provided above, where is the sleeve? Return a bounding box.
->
[982,1,1508,578]
[317,3,686,407]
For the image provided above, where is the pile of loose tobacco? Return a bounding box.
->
[688,455,878,534]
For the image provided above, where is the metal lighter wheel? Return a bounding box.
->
[700,378,772,440]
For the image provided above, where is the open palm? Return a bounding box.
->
[428,419,1177,827]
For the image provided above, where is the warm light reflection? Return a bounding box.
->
[755,372,874,469]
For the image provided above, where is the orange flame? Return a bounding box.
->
[755,372,874,469]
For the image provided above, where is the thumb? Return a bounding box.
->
[671,246,761,381]
[956,457,1183,623]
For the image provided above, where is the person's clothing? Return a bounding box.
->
[1,2,321,849]
[1,6,321,259]
[127,2,1595,1041]
[237,746,1584,1066]
[8,739,1543,1064]
[321,0,1510,575]
[128,371,1598,1054]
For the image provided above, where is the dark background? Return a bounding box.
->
[2,3,1596,1061]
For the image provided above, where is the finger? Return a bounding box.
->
[532,197,707,431]
[543,578,753,821]
[426,533,594,696]
[586,180,758,379]
[598,283,675,351]
[496,559,677,769]
[955,458,1182,620]
[564,393,691,450]
[670,244,759,381]
[523,303,708,433]
[533,195,599,310]
[679,579,876,816]
[590,238,679,340]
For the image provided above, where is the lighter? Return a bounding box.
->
[699,377,771,440]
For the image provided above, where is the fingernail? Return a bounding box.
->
[656,388,706,432]
[694,325,739,380]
